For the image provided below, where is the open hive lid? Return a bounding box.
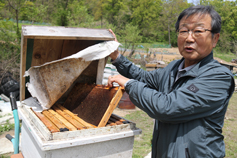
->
[20,26,124,129]
[20,26,116,101]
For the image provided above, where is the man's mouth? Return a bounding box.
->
[185,46,194,52]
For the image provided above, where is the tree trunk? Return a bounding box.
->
[168,23,171,45]
[129,44,135,58]
[16,9,20,38]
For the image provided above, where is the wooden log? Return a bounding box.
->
[52,105,86,130]
[48,109,77,131]
[42,110,69,131]
[33,111,59,133]
[56,104,96,128]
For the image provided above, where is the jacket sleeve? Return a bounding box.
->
[113,55,169,89]
[125,70,234,123]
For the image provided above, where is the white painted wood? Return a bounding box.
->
[19,105,52,140]
[19,104,139,141]
[96,58,105,84]
[20,104,142,158]
[22,26,115,40]
[22,121,135,158]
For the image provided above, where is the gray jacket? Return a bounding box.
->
[113,52,235,158]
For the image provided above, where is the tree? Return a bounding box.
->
[6,0,25,38]
[67,0,94,27]
[159,0,190,46]
[92,0,127,28]
[130,0,163,42]
[200,0,237,53]
[20,1,35,21]
[120,23,142,57]
[52,0,73,26]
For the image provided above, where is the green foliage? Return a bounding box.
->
[0,120,15,135]
[213,48,237,62]
[20,1,35,21]
[124,110,153,158]
[200,0,237,54]
[120,23,142,57]
[130,0,163,42]
[0,20,21,80]
[1,0,237,62]
[68,0,94,27]
[159,0,190,46]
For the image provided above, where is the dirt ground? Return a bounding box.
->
[122,47,182,63]
[113,107,140,117]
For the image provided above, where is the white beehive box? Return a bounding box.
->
[19,26,141,158]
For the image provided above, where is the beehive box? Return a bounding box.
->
[19,26,141,158]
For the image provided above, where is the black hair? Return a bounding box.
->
[175,5,221,34]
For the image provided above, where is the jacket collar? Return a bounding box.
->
[187,51,214,77]
[171,51,214,78]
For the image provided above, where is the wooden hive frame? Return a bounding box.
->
[32,86,124,132]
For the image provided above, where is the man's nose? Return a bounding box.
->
[186,31,195,42]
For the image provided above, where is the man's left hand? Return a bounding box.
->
[107,75,129,87]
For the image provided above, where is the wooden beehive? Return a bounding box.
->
[20,26,127,134]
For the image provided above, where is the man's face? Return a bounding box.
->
[177,13,220,67]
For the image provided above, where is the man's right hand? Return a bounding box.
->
[109,29,120,60]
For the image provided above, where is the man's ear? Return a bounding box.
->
[212,33,220,48]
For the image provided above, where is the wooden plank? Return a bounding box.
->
[31,39,64,67]
[146,68,156,71]
[22,26,115,40]
[20,36,28,101]
[42,110,69,131]
[52,106,86,130]
[22,36,115,41]
[33,111,59,133]
[98,86,124,127]
[145,63,157,67]
[96,58,105,84]
[47,109,77,131]
[61,40,99,58]
[56,104,96,128]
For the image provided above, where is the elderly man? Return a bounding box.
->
[108,5,235,158]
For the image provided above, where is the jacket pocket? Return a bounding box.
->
[185,148,191,158]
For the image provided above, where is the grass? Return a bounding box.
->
[0,120,14,135]
[223,92,237,158]
[0,155,10,158]
[124,110,154,158]
[213,49,237,63]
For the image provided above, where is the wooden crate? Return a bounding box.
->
[20,26,127,132]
